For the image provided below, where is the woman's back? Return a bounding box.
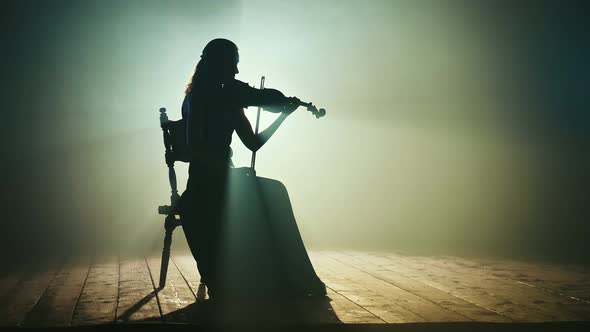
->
[183,84,235,170]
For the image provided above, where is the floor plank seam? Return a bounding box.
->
[356,252,517,322]
[435,254,590,306]
[371,252,567,321]
[171,257,198,301]
[328,252,478,322]
[412,254,590,317]
[69,261,93,326]
[114,254,121,324]
[17,261,65,327]
[500,274,590,305]
[316,254,428,322]
[348,252,517,321]
[319,253,437,321]
[324,285,387,323]
[466,265,590,306]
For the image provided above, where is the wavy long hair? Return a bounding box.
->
[185,38,239,95]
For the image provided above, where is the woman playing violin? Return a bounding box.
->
[179,38,303,299]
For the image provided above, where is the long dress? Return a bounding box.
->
[179,79,326,300]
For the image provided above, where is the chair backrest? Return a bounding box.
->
[160,108,191,164]
[159,107,190,210]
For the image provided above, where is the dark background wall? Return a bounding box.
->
[1,0,588,269]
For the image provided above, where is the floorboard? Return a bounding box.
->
[324,287,385,323]
[20,258,90,327]
[385,252,590,321]
[115,257,161,323]
[71,256,119,326]
[329,251,512,322]
[0,261,61,326]
[314,253,428,323]
[363,251,584,322]
[316,252,470,323]
[440,255,590,303]
[1,251,589,327]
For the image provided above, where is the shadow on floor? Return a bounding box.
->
[117,291,159,322]
[159,295,341,325]
[85,322,590,332]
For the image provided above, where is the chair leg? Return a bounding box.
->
[159,215,180,288]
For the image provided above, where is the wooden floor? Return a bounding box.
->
[1,251,590,327]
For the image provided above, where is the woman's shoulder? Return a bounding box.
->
[225,79,255,91]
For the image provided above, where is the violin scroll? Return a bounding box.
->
[299,101,327,119]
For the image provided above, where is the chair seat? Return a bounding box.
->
[158,204,180,215]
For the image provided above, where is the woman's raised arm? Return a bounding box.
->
[234,98,299,151]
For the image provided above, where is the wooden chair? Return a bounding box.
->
[156,107,190,288]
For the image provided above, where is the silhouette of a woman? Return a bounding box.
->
[179,39,300,298]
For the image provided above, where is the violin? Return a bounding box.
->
[298,100,327,119]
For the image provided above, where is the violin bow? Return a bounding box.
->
[250,76,265,170]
